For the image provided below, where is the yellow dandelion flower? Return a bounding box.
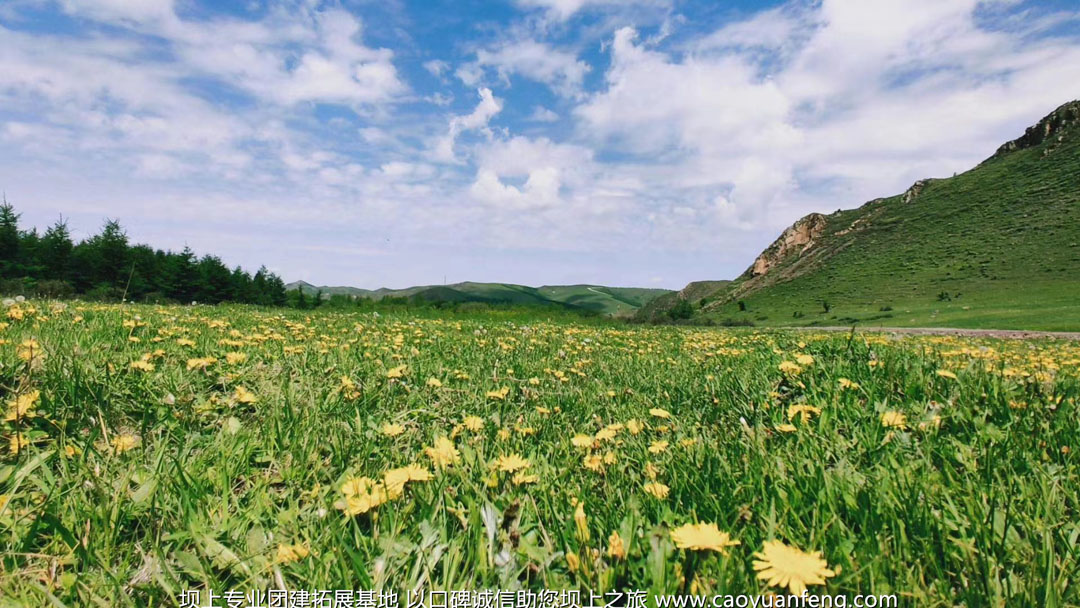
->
[643,482,669,499]
[386,364,407,379]
[129,360,156,372]
[778,361,802,375]
[648,440,669,454]
[787,404,821,422]
[275,543,310,564]
[225,352,248,365]
[383,464,429,499]
[627,419,644,434]
[670,523,740,553]
[936,369,958,380]
[186,357,217,371]
[340,476,376,499]
[383,468,410,499]
[775,423,797,433]
[4,390,40,421]
[111,434,140,454]
[403,463,432,481]
[486,386,511,400]
[571,433,594,448]
[233,386,257,404]
[608,531,626,560]
[336,476,387,516]
[574,502,590,542]
[583,453,604,472]
[425,436,460,469]
[565,552,580,572]
[16,339,44,362]
[595,427,617,442]
[880,411,907,429]
[649,408,671,419]
[752,540,836,595]
[512,472,539,485]
[644,462,660,480]
[9,433,30,455]
[463,416,485,432]
[795,354,814,366]
[381,423,406,437]
[838,378,861,390]
[426,377,443,388]
[494,453,530,473]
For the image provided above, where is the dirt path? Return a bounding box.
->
[791,326,1080,340]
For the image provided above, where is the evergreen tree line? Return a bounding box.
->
[0,201,287,305]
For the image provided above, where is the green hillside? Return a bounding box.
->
[638,100,1080,330]
[286,280,671,316]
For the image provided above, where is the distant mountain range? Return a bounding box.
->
[285,280,672,316]
[637,99,1080,330]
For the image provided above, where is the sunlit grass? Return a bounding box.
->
[1,300,1078,606]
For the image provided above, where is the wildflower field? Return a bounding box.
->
[1,301,1079,606]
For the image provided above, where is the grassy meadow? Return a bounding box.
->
[702,281,1080,332]
[1,300,1079,606]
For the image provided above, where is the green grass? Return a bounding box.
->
[2,301,1079,606]
[708,281,1080,331]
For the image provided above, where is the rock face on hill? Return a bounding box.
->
[746,213,827,278]
[992,100,1080,158]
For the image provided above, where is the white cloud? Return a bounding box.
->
[528,106,560,122]
[60,0,177,25]
[473,40,590,97]
[433,88,504,163]
[470,167,561,209]
[515,0,669,21]
[170,8,407,107]
[424,59,450,77]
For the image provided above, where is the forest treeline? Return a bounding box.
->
[0,201,288,305]
[0,201,600,316]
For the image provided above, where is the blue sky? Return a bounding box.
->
[2,0,1079,289]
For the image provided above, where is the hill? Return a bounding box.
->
[638,100,1080,330]
[285,280,671,316]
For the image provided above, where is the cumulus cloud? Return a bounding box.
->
[473,40,590,97]
[433,88,504,163]
[469,136,594,209]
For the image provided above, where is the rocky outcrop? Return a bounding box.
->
[992,100,1080,158]
[901,179,934,204]
[746,213,827,277]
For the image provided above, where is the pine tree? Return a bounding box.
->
[0,200,21,277]
[39,219,74,280]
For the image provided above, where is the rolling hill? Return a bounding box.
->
[285,280,671,316]
[638,100,1080,331]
